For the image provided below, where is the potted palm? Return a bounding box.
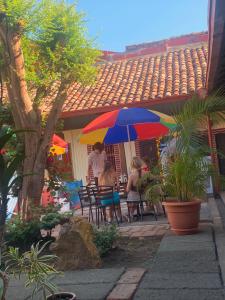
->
[162,152,209,234]
[161,92,225,235]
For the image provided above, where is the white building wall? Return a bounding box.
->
[63,129,88,185]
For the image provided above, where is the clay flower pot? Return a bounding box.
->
[163,200,201,235]
[47,292,76,300]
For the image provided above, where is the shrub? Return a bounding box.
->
[5,217,42,251]
[40,212,62,234]
[93,225,118,256]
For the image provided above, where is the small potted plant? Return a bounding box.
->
[5,241,76,300]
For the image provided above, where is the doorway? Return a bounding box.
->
[139,140,158,167]
[216,133,225,176]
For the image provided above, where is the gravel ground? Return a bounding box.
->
[102,236,162,268]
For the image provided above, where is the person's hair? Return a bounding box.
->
[131,157,143,170]
[99,161,115,186]
[93,142,104,153]
[142,156,151,168]
[103,160,113,174]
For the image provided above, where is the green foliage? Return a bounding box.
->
[0,127,25,201]
[40,212,63,232]
[161,92,225,201]
[93,225,118,257]
[5,217,42,251]
[5,241,60,300]
[137,169,163,204]
[0,0,100,93]
[172,91,225,153]
[165,153,209,202]
[31,203,61,218]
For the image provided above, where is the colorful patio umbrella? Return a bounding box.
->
[49,134,68,156]
[79,108,176,145]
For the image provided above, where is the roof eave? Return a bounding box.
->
[61,94,190,119]
[206,0,225,92]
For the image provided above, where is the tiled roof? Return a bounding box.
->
[42,32,208,115]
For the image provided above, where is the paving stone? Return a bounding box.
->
[163,228,213,243]
[139,272,222,289]
[158,240,214,252]
[54,268,125,284]
[134,288,225,300]
[8,269,125,287]
[200,203,212,222]
[154,249,217,266]
[7,269,124,300]
[63,283,115,300]
[149,253,219,273]
[118,268,146,284]
[107,283,137,300]
[6,286,33,300]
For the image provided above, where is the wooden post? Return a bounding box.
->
[207,114,220,194]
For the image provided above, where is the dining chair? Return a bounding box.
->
[78,186,94,222]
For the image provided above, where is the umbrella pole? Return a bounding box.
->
[127,125,132,158]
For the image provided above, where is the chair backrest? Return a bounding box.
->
[118,182,127,198]
[95,186,114,204]
[86,184,99,197]
[78,186,91,206]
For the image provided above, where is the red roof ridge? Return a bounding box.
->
[101,32,208,62]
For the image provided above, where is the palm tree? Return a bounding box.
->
[173,91,225,152]
[170,90,225,193]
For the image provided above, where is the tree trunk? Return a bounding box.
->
[20,132,50,220]
[0,196,9,300]
[0,195,7,247]
[0,23,69,220]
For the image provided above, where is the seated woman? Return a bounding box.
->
[126,157,144,221]
[98,161,122,222]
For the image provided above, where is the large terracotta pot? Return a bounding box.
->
[47,292,76,300]
[162,200,201,235]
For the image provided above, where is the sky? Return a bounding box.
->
[75,0,208,52]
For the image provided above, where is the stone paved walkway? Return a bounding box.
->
[133,224,225,300]
[8,202,224,300]
[7,268,125,300]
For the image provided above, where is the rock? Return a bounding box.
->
[50,216,101,270]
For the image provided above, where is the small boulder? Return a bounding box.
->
[50,216,101,270]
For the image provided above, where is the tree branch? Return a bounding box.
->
[0,25,38,129]
[34,81,69,168]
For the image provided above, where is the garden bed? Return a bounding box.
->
[102,236,161,268]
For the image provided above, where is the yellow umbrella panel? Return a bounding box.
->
[79,128,108,145]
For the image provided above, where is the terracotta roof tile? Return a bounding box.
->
[41,32,208,115]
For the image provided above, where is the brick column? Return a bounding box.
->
[114,144,122,177]
[87,145,94,180]
[134,141,141,158]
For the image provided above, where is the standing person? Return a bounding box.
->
[99,161,121,222]
[126,157,144,221]
[87,142,107,185]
